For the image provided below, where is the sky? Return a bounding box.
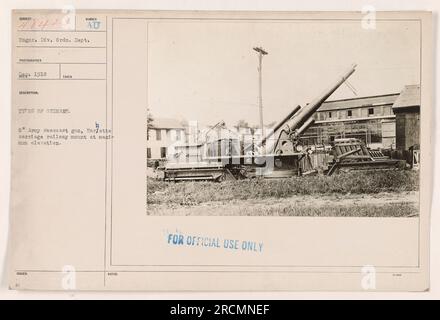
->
[147,19,420,127]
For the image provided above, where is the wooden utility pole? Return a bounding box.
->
[253,47,268,140]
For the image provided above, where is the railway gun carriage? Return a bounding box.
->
[161,64,405,182]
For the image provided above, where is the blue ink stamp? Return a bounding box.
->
[166,230,264,253]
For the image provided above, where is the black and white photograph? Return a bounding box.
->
[145,18,421,218]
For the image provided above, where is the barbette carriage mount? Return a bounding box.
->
[161,64,405,181]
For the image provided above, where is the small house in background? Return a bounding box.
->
[392,85,421,151]
[147,118,186,165]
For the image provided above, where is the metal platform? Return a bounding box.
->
[163,163,226,182]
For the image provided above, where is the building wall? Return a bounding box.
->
[395,111,420,150]
[304,102,397,149]
[381,120,396,149]
[315,104,394,122]
[147,128,185,160]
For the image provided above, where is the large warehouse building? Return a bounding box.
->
[300,84,420,153]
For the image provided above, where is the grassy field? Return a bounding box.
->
[146,170,419,217]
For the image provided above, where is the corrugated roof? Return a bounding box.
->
[317,93,399,112]
[150,117,185,129]
[392,85,420,109]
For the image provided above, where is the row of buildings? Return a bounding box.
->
[147,84,420,163]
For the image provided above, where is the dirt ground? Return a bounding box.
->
[147,191,419,217]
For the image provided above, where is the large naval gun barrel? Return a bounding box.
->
[261,63,357,150]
